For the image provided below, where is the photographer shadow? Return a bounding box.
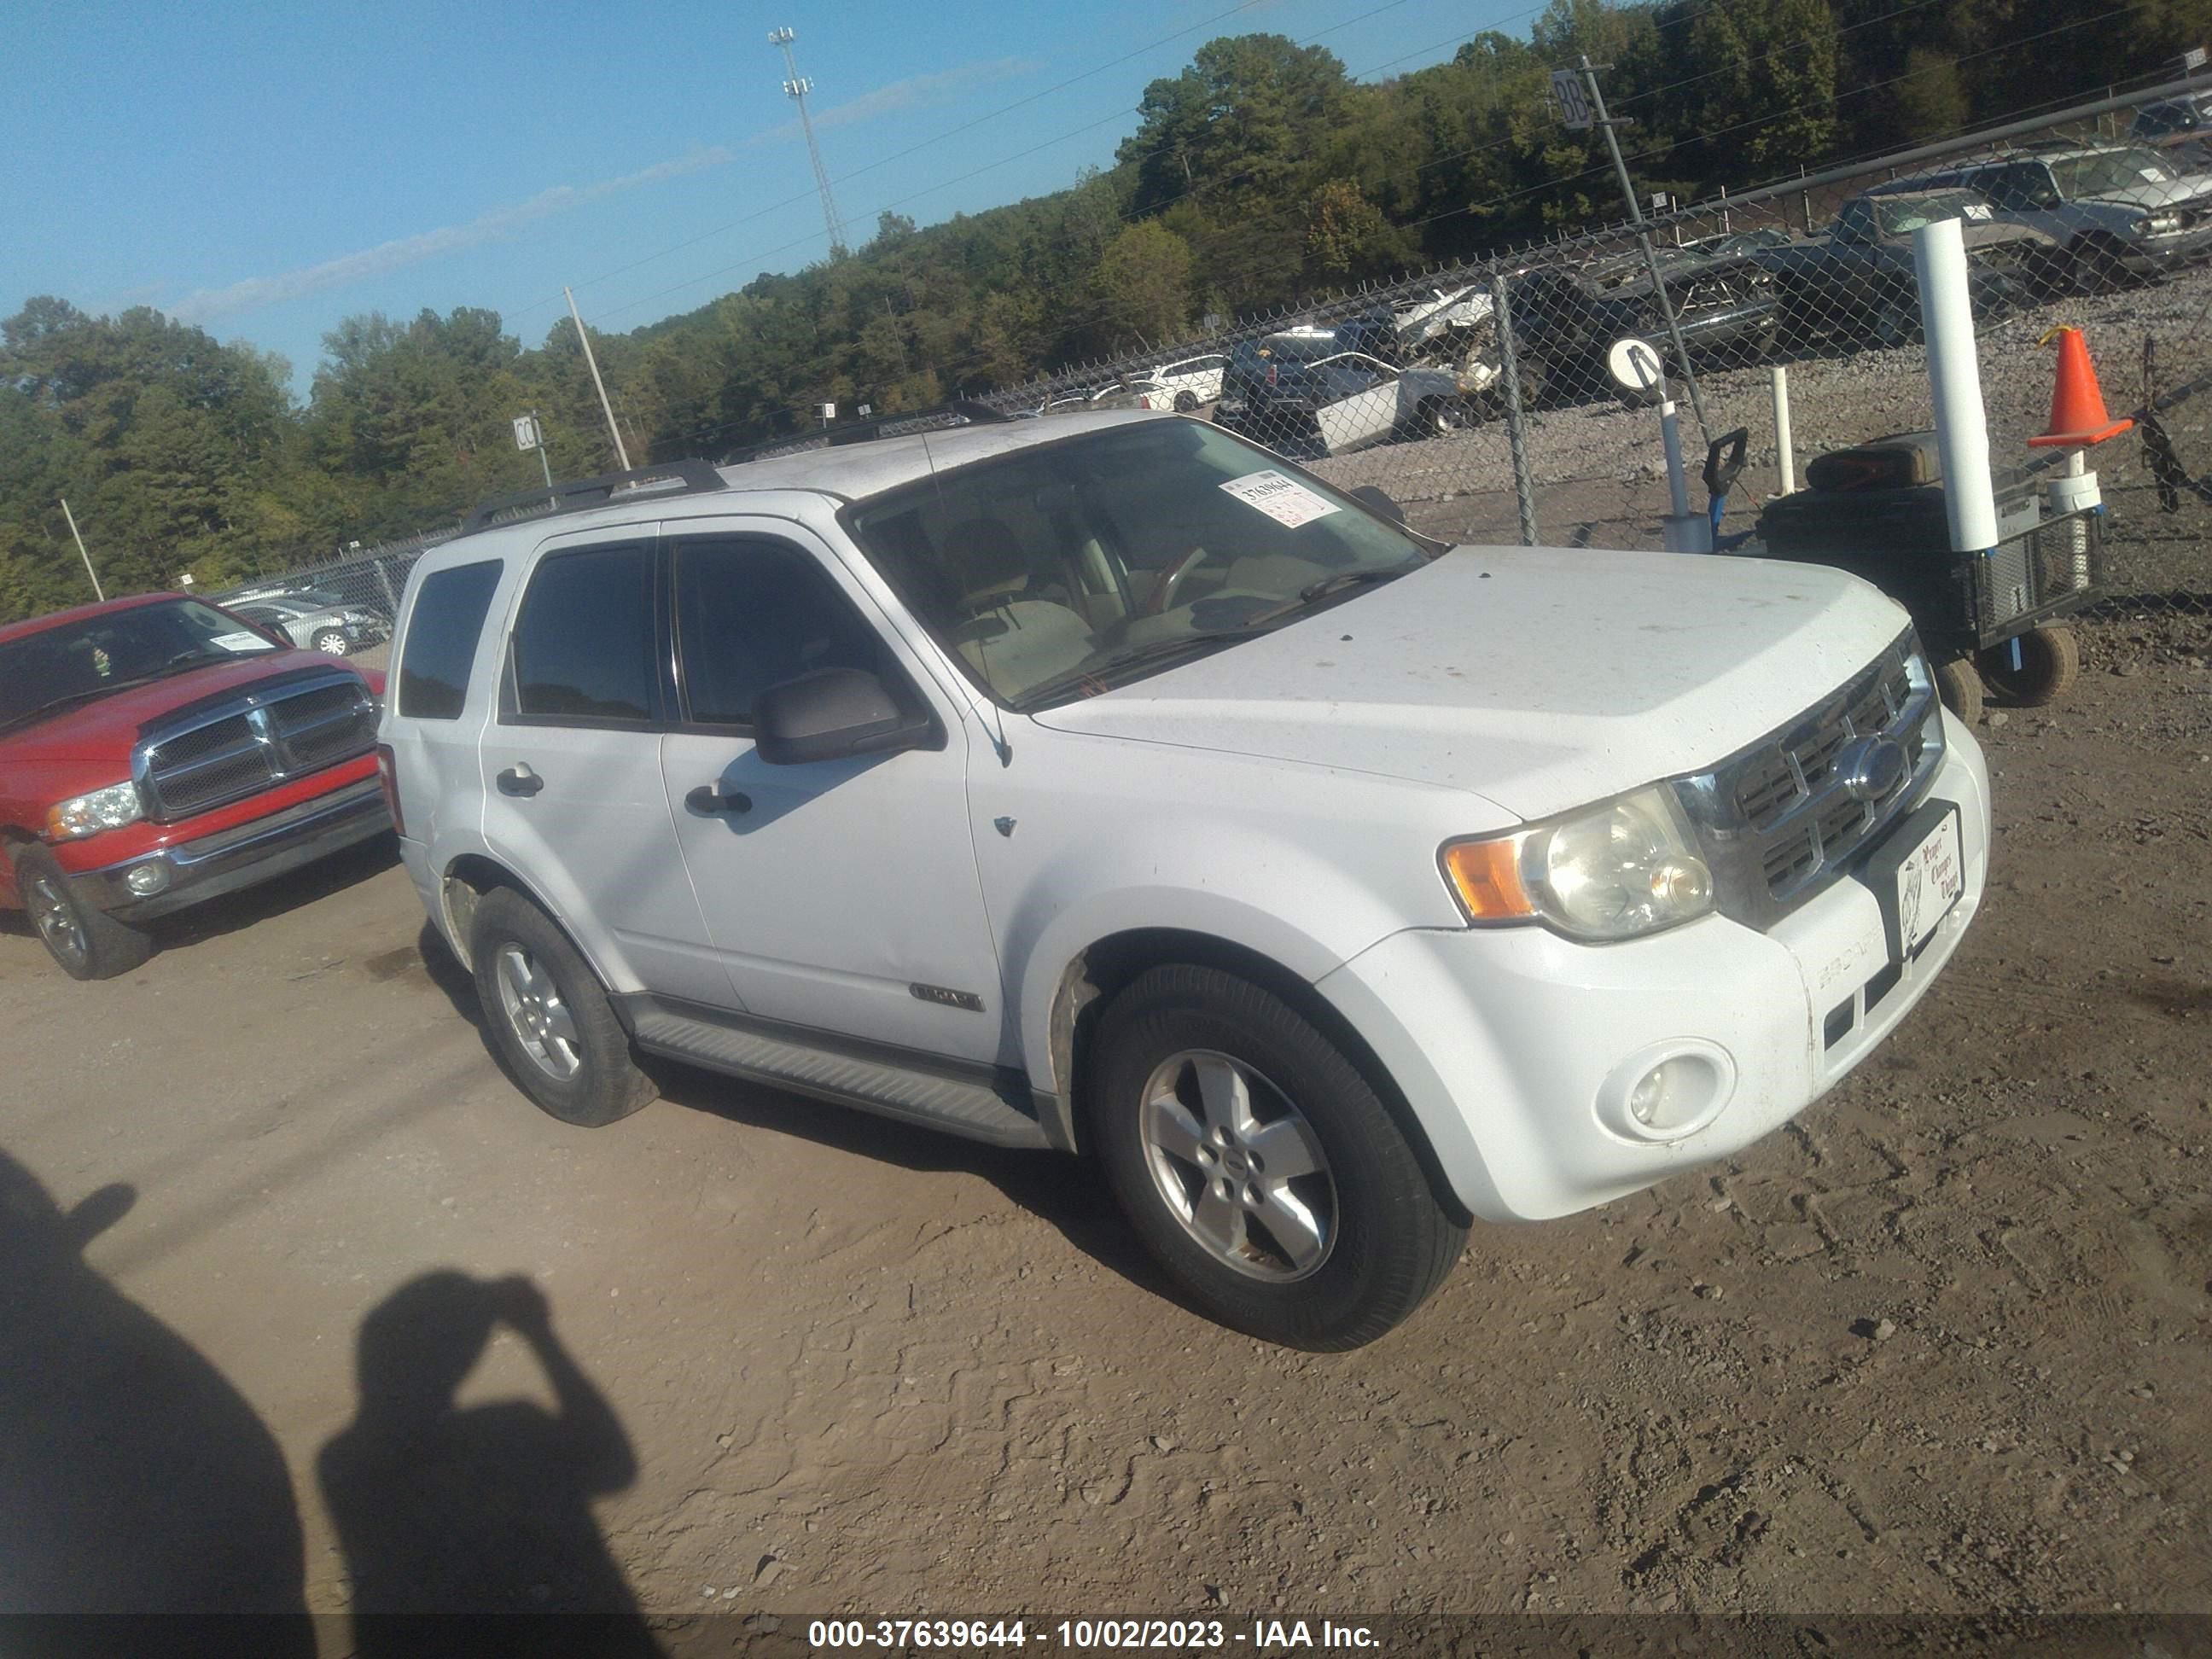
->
[318,1270,664,1657]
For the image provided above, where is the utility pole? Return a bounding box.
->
[58,498,104,601]
[563,287,632,472]
[1575,54,1709,440]
[530,410,554,492]
[771,26,850,260]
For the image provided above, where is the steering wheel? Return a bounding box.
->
[1142,546,1207,615]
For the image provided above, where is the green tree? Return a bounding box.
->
[1091,221,1196,349]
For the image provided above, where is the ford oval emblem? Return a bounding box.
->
[1838,735,1908,803]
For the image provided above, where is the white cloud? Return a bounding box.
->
[162,53,1037,325]
[166,148,734,324]
[763,55,1039,139]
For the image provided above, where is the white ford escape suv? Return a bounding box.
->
[379,408,1988,1350]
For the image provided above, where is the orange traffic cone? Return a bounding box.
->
[2028,325,2132,448]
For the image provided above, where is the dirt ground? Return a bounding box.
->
[3,602,2209,1644]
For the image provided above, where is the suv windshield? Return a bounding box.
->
[1875,191,1992,235]
[2048,148,2175,197]
[0,599,281,735]
[847,421,1433,709]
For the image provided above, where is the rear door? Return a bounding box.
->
[477,528,726,1005]
[655,521,1005,1063]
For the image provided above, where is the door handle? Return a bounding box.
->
[496,764,544,797]
[685,783,753,815]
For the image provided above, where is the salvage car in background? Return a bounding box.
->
[1888,145,2212,291]
[1214,334,1476,455]
[0,594,389,978]
[1144,353,1228,410]
[228,592,392,656]
[1756,188,2052,347]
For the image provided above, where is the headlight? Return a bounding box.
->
[340,610,374,623]
[1441,783,1714,942]
[47,781,146,841]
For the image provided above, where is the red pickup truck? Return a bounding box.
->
[0,592,392,979]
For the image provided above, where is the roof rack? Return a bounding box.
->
[462,458,726,533]
[719,399,1013,468]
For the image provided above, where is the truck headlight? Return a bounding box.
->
[46,781,146,841]
[1441,784,1714,942]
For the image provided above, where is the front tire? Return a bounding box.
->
[1173,390,1199,413]
[470,888,655,1127]
[1087,965,1466,1350]
[10,844,153,981]
[311,629,349,655]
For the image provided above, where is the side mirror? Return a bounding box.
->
[753,667,934,765]
[1348,484,1407,525]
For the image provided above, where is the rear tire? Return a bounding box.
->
[469,888,655,1127]
[1935,656,1987,725]
[10,843,153,981]
[1978,624,2079,707]
[1086,964,1466,1351]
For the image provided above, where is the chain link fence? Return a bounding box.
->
[217,79,2212,694]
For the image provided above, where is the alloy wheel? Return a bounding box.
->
[1138,1048,1337,1281]
[494,943,583,1080]
[26,873,88,971]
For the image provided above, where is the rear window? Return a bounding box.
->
[397,560,503,720]
[507,544,659,725]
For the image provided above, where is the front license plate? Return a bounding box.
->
[1894,809,1963,958]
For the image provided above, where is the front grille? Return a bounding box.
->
[137,672,379,822]
[1677,636,1943,928]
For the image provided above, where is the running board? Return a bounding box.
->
[620,996,1052,1150]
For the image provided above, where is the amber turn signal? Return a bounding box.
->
[1441,838,1534,923]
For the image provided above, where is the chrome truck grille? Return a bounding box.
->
[1674,635,1946,928]
[132,671,380,823]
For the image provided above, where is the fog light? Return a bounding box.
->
[1597,1041,1737,1144]
[125,862,170,897]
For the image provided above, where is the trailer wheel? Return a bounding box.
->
[1978,624,2079,707]
[1935,656,1986,725]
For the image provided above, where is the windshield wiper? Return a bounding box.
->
[1243,562,1420,627]
[1011,630,1256,709]
[0,675,168,735]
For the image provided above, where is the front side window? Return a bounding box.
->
[847,420,1432,710]
[397,560,503,720]
[508,544,657,725]
[672,538,891,727]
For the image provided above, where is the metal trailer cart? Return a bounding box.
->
[1749,433,2104,725]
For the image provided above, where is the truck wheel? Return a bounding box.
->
[1086,965,1466,1351]
[1978,624,2079,707]
[1935,656,1987,725]
[470,888,655,1127]
[10,844,154,981]
[311,629,350,655]
[2070,237,2128,295]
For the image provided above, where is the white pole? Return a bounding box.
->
[1769,364,1796,495]
[531,410,554,492]
[564,288,632,472]
[59,498,105,601]
[1658,399,1712,551]
[1911,218,1999,553]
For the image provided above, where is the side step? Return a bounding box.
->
[622,997,1052,1150]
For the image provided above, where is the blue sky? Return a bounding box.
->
[4,0,1522,396]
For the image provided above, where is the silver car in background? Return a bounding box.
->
[228,594,392,656]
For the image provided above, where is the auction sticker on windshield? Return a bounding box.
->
[1220,470,1341,528]
[209,632,279,654]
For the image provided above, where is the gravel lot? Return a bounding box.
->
[3,591,2206,1646]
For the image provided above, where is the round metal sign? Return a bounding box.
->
[1606,336,1666,395]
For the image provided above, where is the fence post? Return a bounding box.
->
[1491,271,1540,548]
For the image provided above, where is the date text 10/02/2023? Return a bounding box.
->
[806,1621,1380,1650]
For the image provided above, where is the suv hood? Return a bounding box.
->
[0,649,346,763]
[1031,549,1909,822]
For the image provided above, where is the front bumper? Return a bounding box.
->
[2121,223,2212,273]
[67,777,393,922]
[1316,713,1991,1224]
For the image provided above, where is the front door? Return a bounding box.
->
[655,522,1006,1064]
